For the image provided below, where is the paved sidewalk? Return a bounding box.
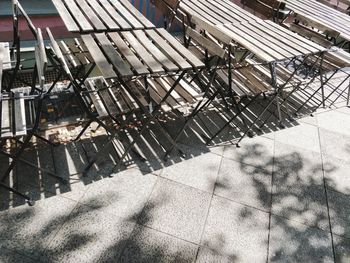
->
[1,101,350,262]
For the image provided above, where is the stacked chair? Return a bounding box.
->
[0,1,67,205]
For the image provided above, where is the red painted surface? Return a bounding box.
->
[0,15,76,42]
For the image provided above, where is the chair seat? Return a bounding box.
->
[0,91,36,139]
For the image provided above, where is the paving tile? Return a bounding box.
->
[317,109,350,137]
[201,196,269,263]
[333,234,350,263]
[195,245,238,263]
[319,128,350,164]
[327,189,350,238]
[214,157,272,211]
[272,182,329,231]
[161,151,222,193]
[274,123,321,153]
[42,204,135,263]
[274,142,323,187]
[138,178,212,244]
[15,147,92,202]
[335,106,350,116]
[0,247,38,263]
[118,225,198,263]
[223,136,274,171]
[268,215,333,263]
[323,155,350,195]
[79,168,157,221]
[298,115,318,126]
[0,195,78,259]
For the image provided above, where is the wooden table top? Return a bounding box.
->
[282,0,350,41]
[179,0,258,26]
[51,0,155,33]
[79,28,205,79]
[216,20,326,63]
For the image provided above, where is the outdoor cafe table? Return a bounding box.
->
[281,0,350,43]
[214,19,327,131]
[51,0,155,33]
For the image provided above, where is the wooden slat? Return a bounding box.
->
[14,93,27,136]
[94,33,133,77]
[109,0,144,29]
[121,31,163,73]
[86,0,120,31]
[78,0,106,31]
[63,0,94,32]
[156,28,204,68]
[186,27,226,59]
[216,24,274,62]
[85,79,109,117]
[108,32,149,75]
[146,29,192,70]
[119,0,155,28]
[0,43,4,91]
[81,34,117,79]
[133,30,178,72]
[1,96,12,138]
[51,0,80,32]
[99,0,132,30]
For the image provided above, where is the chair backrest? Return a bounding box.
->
[150,0,181,21]
[241,0,286,20]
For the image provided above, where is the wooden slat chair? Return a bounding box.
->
[6,0,40,91]
[46,28,208,175]
[0,30,66,206]
[0,43,12,92]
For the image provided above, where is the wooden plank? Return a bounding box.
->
[77,0,106,31]
[51,0,79,32]
[156,28,205,68]
[108,32,149,75]
[190,15,232,45]
[119,0,155,28]
[224,23,286,61]
[0,43,3,91]
[86,0,119,31]
[146,29,192,70]
[1,96,12,138]
[14,93,27,136]
[46,28,73,77]
[94,33,133,77]
[134,30,178,72]
[63,0,94,32]
[109,0,144,29]
[186,27,226,59]
[121,31,163,73]
[216,24,274,62]
[85,79,109,117]
[58,40,80,68]
[81,34,117,79]
[99,0,132,30]
[94,78,120,115]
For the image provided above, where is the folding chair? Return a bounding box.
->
[0,31,66,206]
[47,27,212,175]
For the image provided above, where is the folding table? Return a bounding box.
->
[75,28,208,173]
[206,20,327,145]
